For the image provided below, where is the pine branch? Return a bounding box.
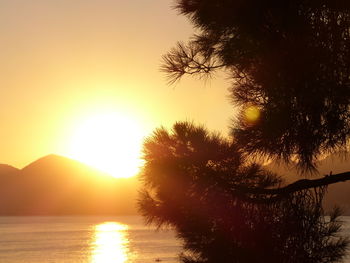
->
[241,171,350,197]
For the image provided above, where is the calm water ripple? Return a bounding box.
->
[0,216,349,263]
[0,216,180,263]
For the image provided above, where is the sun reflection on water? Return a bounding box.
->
[91,222,131,263]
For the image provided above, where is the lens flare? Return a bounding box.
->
[244,105,261,123]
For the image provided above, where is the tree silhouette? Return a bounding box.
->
[139,123,347,262]
[163,0,350,170]
[139,1,350,262]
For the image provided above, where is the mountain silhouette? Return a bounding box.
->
[4,153,348,215]
[265,154,350,214]
[0,154,139,215]
[0,164,20,176]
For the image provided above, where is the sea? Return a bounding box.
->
[0,216,349,263]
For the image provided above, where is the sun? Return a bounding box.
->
[67,111,145,178]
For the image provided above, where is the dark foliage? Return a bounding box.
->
[139,1,350,262]
[139,123,348,263]
[163,0,350,169]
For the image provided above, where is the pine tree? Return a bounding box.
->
[139,1,350,262]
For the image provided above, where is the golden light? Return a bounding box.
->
[244,105,261,123]
[91,222,133,263]
[67,111,145,178]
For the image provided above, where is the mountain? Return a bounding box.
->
[6,153,348,216]
[265,154,350,215]
[0,164,20,176]
[0,154,140,215]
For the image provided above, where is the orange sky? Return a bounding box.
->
[0,0,233,171]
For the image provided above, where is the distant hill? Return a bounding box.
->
[3,153,348,216]
[265,154,350,215]
[0,164,20,176]
[0,154,140,215]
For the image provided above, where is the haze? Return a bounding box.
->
[0,0,232,173]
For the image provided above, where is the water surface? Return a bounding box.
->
[0,216,180,263]
[0,216,349,263]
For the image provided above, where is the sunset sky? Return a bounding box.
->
[0,0,233,176]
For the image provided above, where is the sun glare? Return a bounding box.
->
[67,111,145,178]
[91,222,132,263]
